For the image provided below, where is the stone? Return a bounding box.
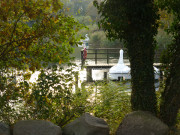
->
[62,113,109,135]
[0,122,10,135]
[13,120,61,135]
[116,111,169,135]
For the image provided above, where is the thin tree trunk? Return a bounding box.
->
[160,36,180,127]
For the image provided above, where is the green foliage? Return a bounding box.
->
[89,31,123,48]
[89,31,106,46]
[102,39,124,48]
[77,24,124,48]
[0,68,132,134]
[75,15,93,26]
[0,0,84,70]
[157,0,180,127]
[158,0,180,16]
[156,29,173,49]
[0,64,92,126]
[0,0,87,125]
[86,1,100,22]
[61,0,122,48]
[177,112,180,128]
[62,0,93,16]
[22,64,89,126]
[89,81,131,134]
[94,0,159,42]
[0,68,29,124]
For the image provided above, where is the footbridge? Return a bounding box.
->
[80,48,162,82]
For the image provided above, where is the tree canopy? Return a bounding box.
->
[0,0,87,126]
[0,0,83,70]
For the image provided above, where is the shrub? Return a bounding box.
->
[88,81,131,134]
[0,64,92,127]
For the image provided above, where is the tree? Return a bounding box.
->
[94,0,159,114]
[0,0,85,123]
[0,0,83,70]
[94,0,180,128]
[158,0,180,127]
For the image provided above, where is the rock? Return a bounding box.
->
[63,113,109,135]
[116,111,169,135]
[0,122,10,135]
[13,120,61,135]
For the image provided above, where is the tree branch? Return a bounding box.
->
[0,36,36,59]
[10,12,25,42]
[0,12,25,59]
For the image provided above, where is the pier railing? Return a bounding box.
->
[80,48,162,82]
[81,48,128,67]
[81,48,161,67]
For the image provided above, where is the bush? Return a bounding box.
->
[0,64,92,127]
[0,66,132,135]
[88,81,131,134]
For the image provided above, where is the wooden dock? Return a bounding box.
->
[85,63,161,82]
[80,48,162,82]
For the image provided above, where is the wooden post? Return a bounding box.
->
[107,49,109,64]
[95,49,97,64]
[87,68,93,82]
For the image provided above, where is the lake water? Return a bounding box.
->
[29,59,111,85]
[29,47,160,90]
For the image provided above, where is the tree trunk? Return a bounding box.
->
[160,35,180,127]
[124,0,158,115]
[127,39,157,115]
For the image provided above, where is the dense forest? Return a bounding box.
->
[61,0,126,48]
[62,0,172,50]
